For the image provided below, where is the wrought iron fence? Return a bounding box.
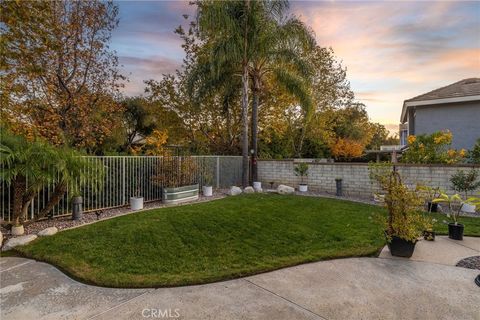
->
[0,156,243,222]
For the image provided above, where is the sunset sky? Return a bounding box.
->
[111,1,480,132]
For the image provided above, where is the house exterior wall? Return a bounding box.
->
[258,160,479,200]
[413,101,480,150]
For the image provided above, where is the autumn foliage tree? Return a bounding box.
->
[1,0,124,151]
[330,138,364,160]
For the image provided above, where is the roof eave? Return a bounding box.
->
[400,94,480,124]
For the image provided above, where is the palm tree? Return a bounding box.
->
[247,14,315,181]
[0,131,56,226]
[195,0,313,185]
[195,0,253,187]
[0,129,103,227]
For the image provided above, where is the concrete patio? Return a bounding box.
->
[1,236,479,320]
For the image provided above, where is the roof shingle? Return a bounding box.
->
[406,78,480,102]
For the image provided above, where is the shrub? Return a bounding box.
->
[152,156,198,188]
[0,129,103,225]
[469,138,480,164]
[369,163,428,242]
[294,163,309,184]
[450,169,480,198]
[402,130,466,164]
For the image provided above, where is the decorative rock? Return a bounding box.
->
[2,235,37,251]
[229,186,243,196]
[38,227,58,237]
[255,188,263,193]
[244,186,255,194]
[277,184,295,195]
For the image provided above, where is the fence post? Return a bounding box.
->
[216,156,220,189]
[122,157,126,205]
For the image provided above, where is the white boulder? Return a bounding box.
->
[38,227,58,237]
[244,186,255,194]
[277,184,295,195]
[229,186,243,196]
[255,188,263,193]
[2,235,37,251]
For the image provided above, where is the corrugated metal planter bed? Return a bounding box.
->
[163,184,199,204]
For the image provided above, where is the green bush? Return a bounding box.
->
[401,130,466,164]
[0,129,103,225]
[469,138,480,164]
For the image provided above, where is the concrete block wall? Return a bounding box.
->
[257,160,480,200]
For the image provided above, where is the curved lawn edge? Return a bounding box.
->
[14,247,383,289]
[13,194,480,288]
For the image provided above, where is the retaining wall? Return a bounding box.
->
[258,160,480,199]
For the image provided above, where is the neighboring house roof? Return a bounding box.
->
[400,78,480,123]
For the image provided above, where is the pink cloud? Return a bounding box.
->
[291,1,479,124]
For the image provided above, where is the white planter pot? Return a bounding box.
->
[202,185,213,197]
[299,184,308,192]
[461,202,476,213]
[11,225,24,236]
[253,181,262,191]
[130,197,144,211]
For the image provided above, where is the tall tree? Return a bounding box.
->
[195,0,256,187]
[146,20,243,155]
[194,0,314,184]
[120,97,156,151]
[1,0,124,150]
[247,11,315,181]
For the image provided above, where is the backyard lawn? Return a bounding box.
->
[15,193,480,288]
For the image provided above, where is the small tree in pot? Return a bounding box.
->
[201,167,213,197]
[432,193,480,240]
[369,164,428,257]
[152,156,199,203]
[418,185,442,213]
[130,186,144,210]
[294,163,309,192]
[450,169,480,213]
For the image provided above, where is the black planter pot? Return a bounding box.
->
[448,223,464,240]
[423,230,435,241]
[426,202,438,213]
[387,235,416,257]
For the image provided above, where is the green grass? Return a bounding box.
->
[15,194,480,288]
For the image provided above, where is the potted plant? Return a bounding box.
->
[418,185,442,213]
[11,222,24,236]
[450,169,480,213]
[130,186,144,210]
[432,193,480,240]
[422,218,437,241]
[202,167,213,197]
[294,163,309,192]
[253,181,262,191]
[369,164,427,257]
[153,157,199,204]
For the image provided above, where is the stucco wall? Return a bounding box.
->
[258,160,480,200]
[413,101,480,150]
